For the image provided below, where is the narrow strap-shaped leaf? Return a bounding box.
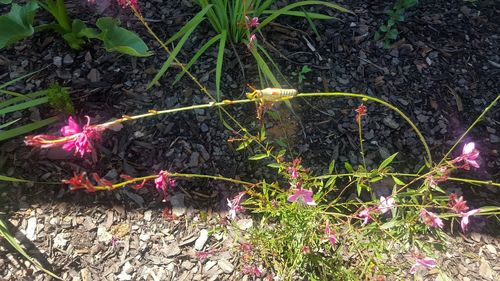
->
[215,30,227,101]
[0,96,48,115]
[165,4,212,45]
[173,34,223,85]
[0,118,20,129]
[0,174,30,182]
[261,10,333,20]
[250,46,280,87]
[0,219,61,279]
[0,68,43,90]
[148,26,197,89]
[0,116,59,142]
[0,90,47,109]
[257,1,350,31]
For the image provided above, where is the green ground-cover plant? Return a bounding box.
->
[148,0,350,99]
[374,0,418,48]
[18,87,500,278]
[0,0,150,56]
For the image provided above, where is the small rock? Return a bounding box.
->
[24,217,37,241]
[217,259,234,274]
[165,241,181,257]
[182,260,194,270]
[97,225,113,243]
[63,54,74,65]
[53,56,62,67]
[236,218,253,230]
[204,260,217,272]
[189,152,200,167]
[337,77,350,85]
[87,69,101,82]
[383,117,400,129]
[485,244,497,255]
[144,210,152,221]
[194,229,209,251]
[169,194,186,217]
[200,123,209,133]
[139,233,151,242]
[81,268,91,281]
[54,233,68,248]
[479,258,493,279]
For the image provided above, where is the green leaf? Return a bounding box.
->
[0,116,59,141]
[387,19,395,27]
[249,153,268,160]
[325,176,337,189]
[215,30,226,101]
[391,175,405,185]
[380,219,399,230]
[262,10,333,20]
[236,139,252,151]
[148,25,196,89]
[387,28,398,40]
[95,17,151,57]
[267,163,282,169]
[0,174,30,182]
[356,181,363,196]
[0,1,39,49]
[0,97,48,115]
[0,0,12,5]
[62,19,98,50]
[0,219,61,279]
[328,159,335,174]
[379,25,388,32]
[0,118,20,129]
[373,31,381,41]
[0,90,46,109]
[173,34,223,84]
[256,1,351,31]
[250,45,280,87]
[344,162,354,172]
[165,4,212,45]
[379,152,398,170]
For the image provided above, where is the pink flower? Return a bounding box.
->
[358,208,372,224]
[410,257,437,274]
[154,171,175,202]
[355,104,367,124]
[25,116,103,157]
[242,265,262,277]
[324,220,338,246]
[227,191,246,220]
[452,142,480,169]
[419,209,443,228]
[247,33,257,49]
[287,187,316,206]
[460,209,480,233]
[286,158,301,180]
[378,196,395,214]
[246,16,259,28]
[448,193,469,213]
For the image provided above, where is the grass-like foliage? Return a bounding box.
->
[148,0,350,99]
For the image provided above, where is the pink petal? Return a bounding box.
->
[467,160,480,168]
[409,263,419,274]
[62,141,76,151]
[418,258,437,268]
[60,117,81,136]
[463,142,475,154]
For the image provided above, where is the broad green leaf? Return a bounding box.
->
[0,219,61,279]
[148,25,196,89]
[0,116,59,141]
[387,28,398,40]
[62,19,98,50]
[0,96,48,115]
[0,2,39,49]
[344,162,354,172]
[249,153,268,160]
[379,152,398,170]
[0,175,30,182]
[95,17,151,57]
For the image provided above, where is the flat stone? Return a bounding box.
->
[189,152,200,167]
[53,233,68,248]
[194,229,209,251]
[479,258,493,279]
[165,241,181,257]
[97,225,113,243]
[24,217,37,241]
[217,259,234,274]
[63,54,74,65]
[236,218,253,230]
[144,210,152,222]
[383,117,400,129]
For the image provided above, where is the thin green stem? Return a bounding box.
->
[438,94,500,166]
[299,92,433,165]
[358,119,367,168]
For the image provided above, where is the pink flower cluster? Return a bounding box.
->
[245,16,259,49]
[448,193,480,233]
[357,196,396,225]
[451,142,480,170]
[227,191,246,220]
[419,209,444,228]
[25,116,104,157]
[154,170,176,202]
